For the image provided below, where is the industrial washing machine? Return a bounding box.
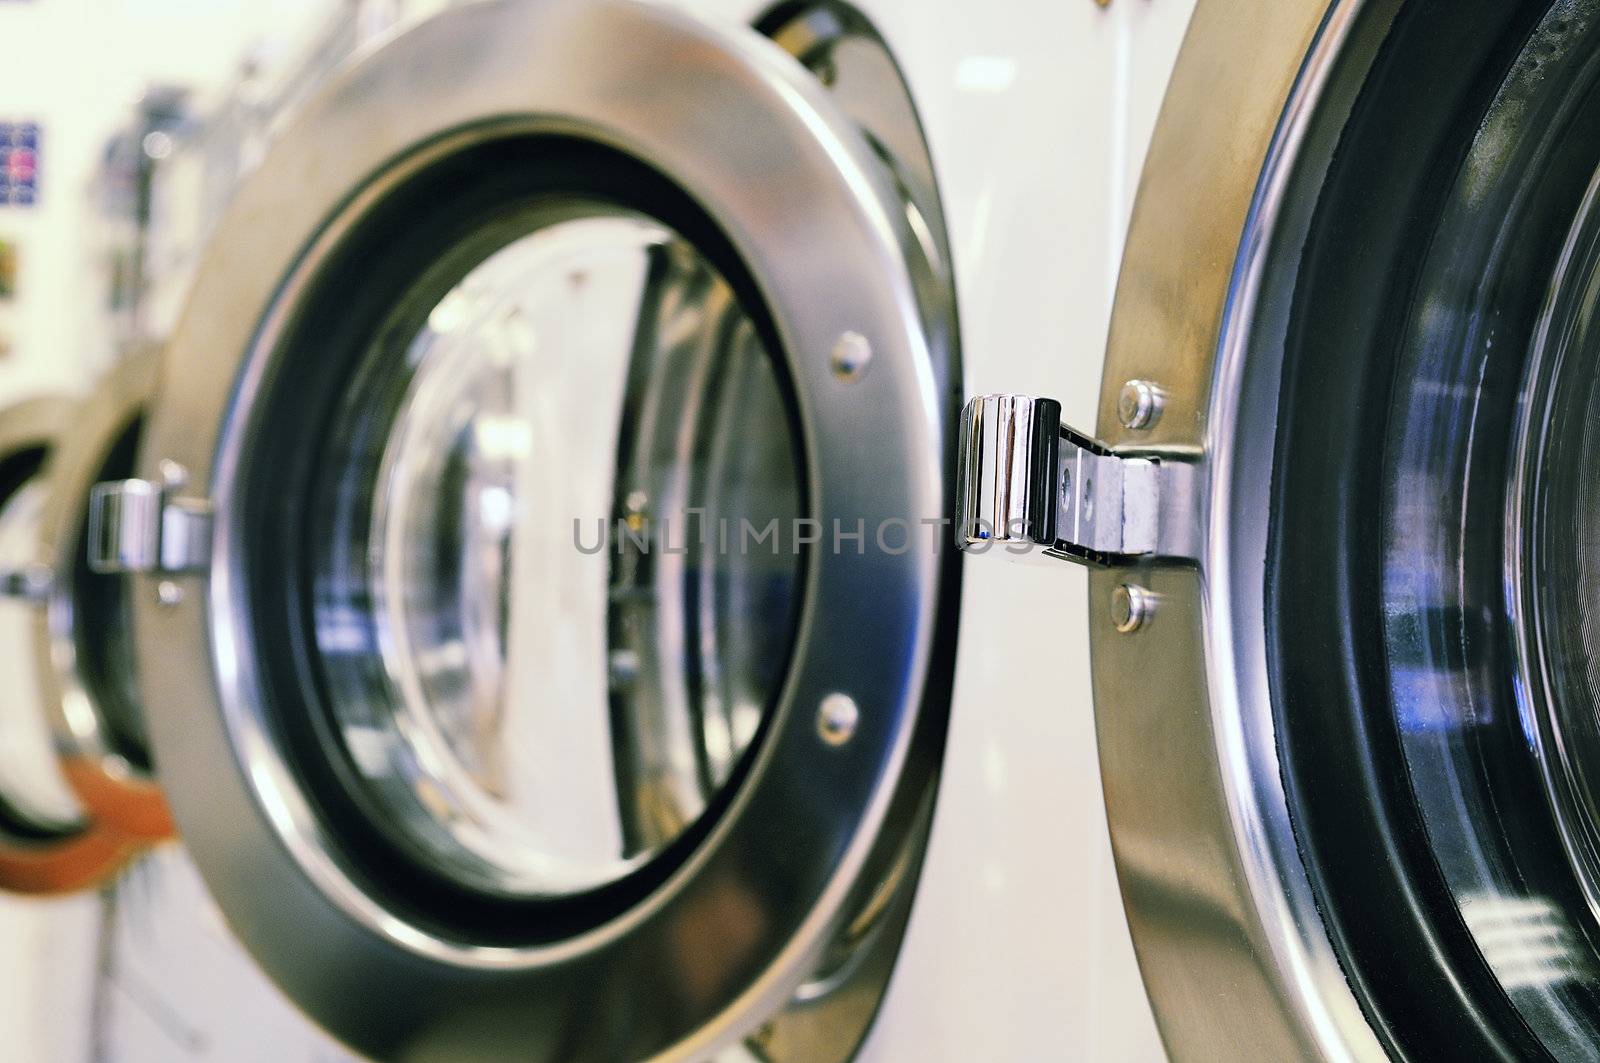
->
[0,352,174,896]
[79,0,1600,1058]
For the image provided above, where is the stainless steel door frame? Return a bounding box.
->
[1091,1,1389,1059]
[33,348,174,844]
[0,394,145,893]
[115,1,958,1058]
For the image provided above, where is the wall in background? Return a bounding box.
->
[0,0,334,400]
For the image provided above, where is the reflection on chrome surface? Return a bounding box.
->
[312,209,800,897]
[1460,894,1593,993]
[1377,4,1600,1051]
[0,477,83,832]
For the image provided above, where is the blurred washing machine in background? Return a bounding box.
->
[0,362,347,1062]
[0,1,449,1059]
[91,0,461,360]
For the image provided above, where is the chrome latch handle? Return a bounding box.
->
[958,393,1182,567]
[87,478,212,575]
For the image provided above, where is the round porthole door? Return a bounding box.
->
[0,396,143,893]
[109,1,959,1059]
[35,349,175,846]
[959,0,1600,1059]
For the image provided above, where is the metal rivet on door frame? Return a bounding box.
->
[1111,583,1154,633]
[1117,379,1166,430]
[817,692,860,746]
[829,331,873,381]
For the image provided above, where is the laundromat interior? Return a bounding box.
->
[11,0,1600,1061]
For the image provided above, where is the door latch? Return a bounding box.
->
[87,478,212,575]
[957,393,1192,566]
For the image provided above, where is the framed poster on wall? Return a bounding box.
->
[0,238,16,299]
[0,123,40,207]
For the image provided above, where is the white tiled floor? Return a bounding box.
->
[94,848,354,1063]
[0,847,353,1063]
[0,888,98,1062]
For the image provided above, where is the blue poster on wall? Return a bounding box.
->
[0,123,40,207]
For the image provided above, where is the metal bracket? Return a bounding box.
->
[87,479,213,575]
[957,393,1191,566]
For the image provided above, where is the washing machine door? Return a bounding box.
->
[36,349,174,845]
[0,397,142,893]
[91,1,959,1058]
[961,0,1600,1059]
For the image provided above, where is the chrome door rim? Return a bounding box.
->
[1091,0,1386,1059]
[0,395,144,893]
[32,348,173,843]
[132,0,949,1057]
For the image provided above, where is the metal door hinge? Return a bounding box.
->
[957,393,1194,566]
[87,478,213,575]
